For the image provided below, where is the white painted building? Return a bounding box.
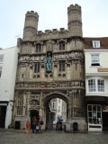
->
[49,98,67,126]
[84,38,108,132]
[0,47,19,128]
[50,98,63,124]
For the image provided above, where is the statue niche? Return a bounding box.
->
[45,52,52,73]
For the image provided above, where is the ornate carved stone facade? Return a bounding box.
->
[14,4,86,131]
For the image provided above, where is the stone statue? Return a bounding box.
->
[46,53,52,72]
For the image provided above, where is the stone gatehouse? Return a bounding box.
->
[14,4,87,131]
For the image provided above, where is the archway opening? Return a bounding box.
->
[43,93,69,130]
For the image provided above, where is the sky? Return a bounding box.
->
[0,0,108,49]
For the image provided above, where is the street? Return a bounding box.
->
[0,129,108,144]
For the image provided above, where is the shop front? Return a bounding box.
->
[87,104,102,131]
[86,96,108,132]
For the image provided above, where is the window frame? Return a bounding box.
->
[88,79,96,92]
[91,54,100,66]
[88,78,105,93]
[97,79,104,92]
[92,40,100,48]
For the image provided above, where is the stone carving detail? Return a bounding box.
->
[19,55,45,63]
[30,99,39,105]
[31,95,40,100]
[16,80,84,89]
[54,51,83,60]
[18,51,83,63]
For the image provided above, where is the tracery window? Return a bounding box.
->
[34,63,40,73]
[59,41,65,50]
[36,43,41,52]
[59,61,65,71]
[16,94,23,115]
[74,106,82,117]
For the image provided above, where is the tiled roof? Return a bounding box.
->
[83,37,108,49]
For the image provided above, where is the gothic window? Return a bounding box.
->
[59,61,65,71]
[17,106,23,115]
[59,41,65,50]
[36,43,41,52]
[75,63,77,70]
[34,63,40,73]
[74,106,81,117]
[17,94,23,106]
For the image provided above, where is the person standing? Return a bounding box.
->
[32,116,37,133]
[39,118,44,132]
[25,120,30,135]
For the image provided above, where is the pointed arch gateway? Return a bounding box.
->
[42,91,70,130]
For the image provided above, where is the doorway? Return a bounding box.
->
[30,110,39,126]
[102,112,108,131]
[0,106,6,128]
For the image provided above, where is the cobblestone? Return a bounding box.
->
[0,129,108,144]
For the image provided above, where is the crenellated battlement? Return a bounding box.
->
[26,10,39,19]
[37,28,68,35]
[68,4,81,13]
[23,4,82,40]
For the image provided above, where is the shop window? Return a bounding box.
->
[87,104,102,124]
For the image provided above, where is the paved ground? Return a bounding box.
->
[0,129,108,144]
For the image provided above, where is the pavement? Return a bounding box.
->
[0,128,108,144]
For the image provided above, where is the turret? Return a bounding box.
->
[68,4,82,37]
[23,11,39,41]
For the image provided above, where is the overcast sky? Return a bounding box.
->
[0,0,108,48]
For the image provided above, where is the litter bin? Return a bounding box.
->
[15,121,20,129]
[73,122,78,132]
